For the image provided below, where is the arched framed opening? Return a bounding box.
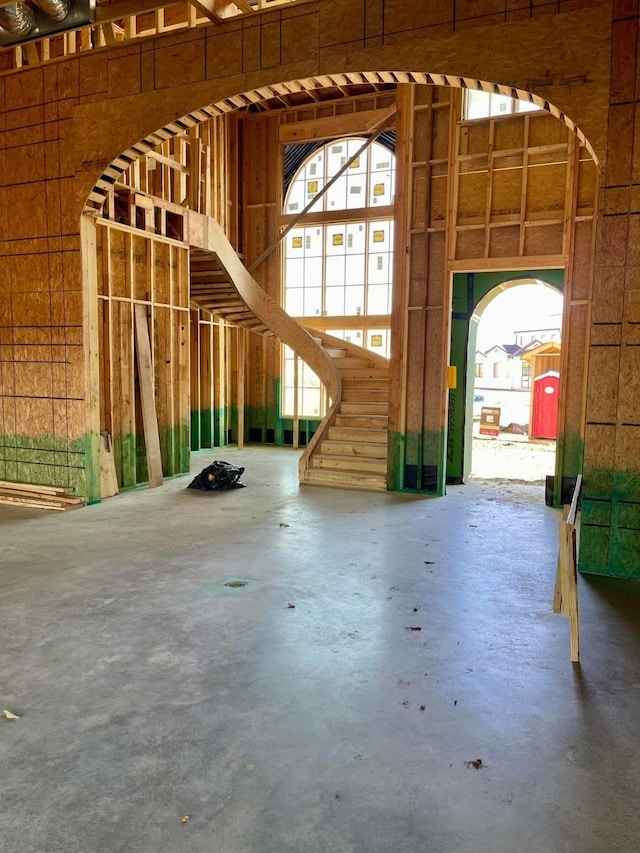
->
[80,71,598,503]
[447,274,564,489]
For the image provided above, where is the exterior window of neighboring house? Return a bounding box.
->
[475,363,484,378]
[464,90,539,120]
[521,363,531,389]
[493,362,502,379]
[282,137,396,418]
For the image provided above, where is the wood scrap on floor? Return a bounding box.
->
[553,474,582,662]
[99,432,119,498]
[0,481,83,512]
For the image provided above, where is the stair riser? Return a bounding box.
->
[332,358,372,369]
[338,368,390,379]
[341,390,389,403]
[341,378,390,390]
[320,441,388,459]
[335,415,389,429]
[304,471,387,492]
[340,402,388,415]
[328,427,388,443]
[312,456,387,475]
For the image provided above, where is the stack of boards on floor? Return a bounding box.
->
[0,481,83,512]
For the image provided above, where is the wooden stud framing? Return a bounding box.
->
[134,304,164,488]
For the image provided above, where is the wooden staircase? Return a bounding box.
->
[187,213,389,493]
[190,249,276,337]
[302,331,389,492]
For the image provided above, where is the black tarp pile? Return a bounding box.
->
[187,461,246,491]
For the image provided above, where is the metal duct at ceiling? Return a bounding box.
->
[0,3,35,35]
[32,0,70,22]
[0,0,94,45]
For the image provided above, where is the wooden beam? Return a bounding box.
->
[134,304,164,488]
[449,255,567,273]
[280,205,395,228]
[301,314,391,331]
[24,42,40,65]
[101,21,118,45]
[183,0,242,23]
[185,0,224,22]
[278,108,395,145]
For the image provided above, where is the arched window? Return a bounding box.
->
[282,138,396,418]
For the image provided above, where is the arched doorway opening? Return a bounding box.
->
[447,276,564,486]
[447,270,564,484]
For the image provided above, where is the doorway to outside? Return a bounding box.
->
[447,272,564,486]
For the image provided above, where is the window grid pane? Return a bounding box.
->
[282,139,396,418]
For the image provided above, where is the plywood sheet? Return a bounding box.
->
[455,229,485,259]
[523,222,564,255]
[488,224,520,257]
[491,167,522,217]
[457,171,487,219]
[493,116,524,151]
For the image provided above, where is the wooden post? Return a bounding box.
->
[292,355,300,450]
[237,327,245,450]
[134,304,164,487]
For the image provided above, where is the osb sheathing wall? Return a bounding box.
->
[580,1,640,577]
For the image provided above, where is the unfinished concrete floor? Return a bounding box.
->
[2,447,640,853]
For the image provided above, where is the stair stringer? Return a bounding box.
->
[189,211,341,449]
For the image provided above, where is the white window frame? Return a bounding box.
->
[281,137,396,419]
[463,89,540,121]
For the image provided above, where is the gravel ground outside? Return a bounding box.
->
[469,433,556,483]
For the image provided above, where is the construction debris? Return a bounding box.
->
[0,481,82,512]
[187,461,245,491]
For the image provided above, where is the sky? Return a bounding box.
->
[475,281,563,352]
